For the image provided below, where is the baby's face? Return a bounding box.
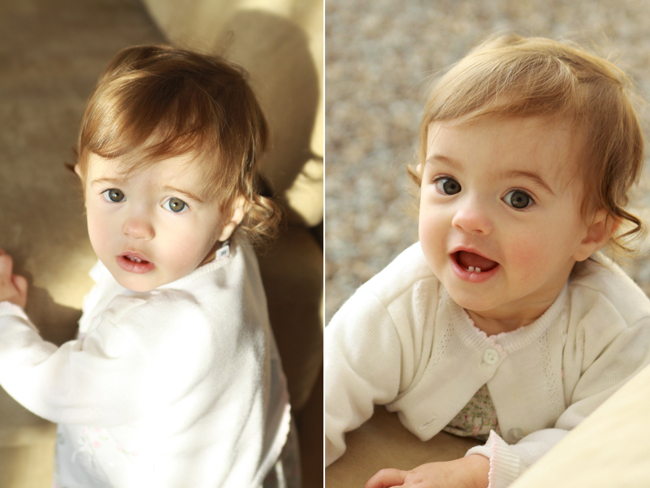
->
[81,153,236,292]
[419,116,595,326]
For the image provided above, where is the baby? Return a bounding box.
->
[0,45,298,487]
[325,34,650,488]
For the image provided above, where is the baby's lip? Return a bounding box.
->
[116,251,155,275]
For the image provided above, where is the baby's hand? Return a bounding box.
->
[365,455,489,488]
[0,249,28,309]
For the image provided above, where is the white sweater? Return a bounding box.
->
[325,243,650,487]
[0,239,290,488]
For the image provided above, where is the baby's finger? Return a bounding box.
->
[12,274,28,296]
[0,253,13,276]
[365,468,407,488]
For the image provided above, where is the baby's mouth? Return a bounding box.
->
[118,251,154,267]
[116,252,155,274]
[124,254,149,264]
[454,251,498,274]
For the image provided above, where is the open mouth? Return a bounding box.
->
[117,252,155,273]
[454,250,498,274]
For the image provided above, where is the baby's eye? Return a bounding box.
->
[434,177,461,195]
[163,197,188,213]
[503,190,534,209]
[102,189,125,203]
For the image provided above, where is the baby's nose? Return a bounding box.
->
[451,199,493,235]
[122,216,155,240]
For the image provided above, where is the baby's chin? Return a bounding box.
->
[100,256,206,292]
[112,273,161,293]
[105,264,168,292]
[441,284,497,315]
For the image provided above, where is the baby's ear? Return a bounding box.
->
[574,209,618,262]
[218,196,247,242]
[73,164,82,178]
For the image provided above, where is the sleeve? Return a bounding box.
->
[0,293,216,427]
[467,316,650,488]
[325,289,413,466]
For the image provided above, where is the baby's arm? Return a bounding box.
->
[0,292,216,426]
[326,289,422,466]
[0,295,151,425]
[365,455,490,488]
[0,249,28,308]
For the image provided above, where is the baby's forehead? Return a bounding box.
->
[428,116,584,171]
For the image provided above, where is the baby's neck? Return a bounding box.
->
[466,308,542,336]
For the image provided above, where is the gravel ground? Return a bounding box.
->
[325,0,650,322]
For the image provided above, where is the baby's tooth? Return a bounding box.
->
[468,266,475,272]
[475,267,481,273]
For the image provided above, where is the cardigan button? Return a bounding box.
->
[483,349,499,365]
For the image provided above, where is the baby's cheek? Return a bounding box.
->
[419,213,446,247]
[87,215,110,254]
[165,240,196,270]
[167,231,212,271]
[419,230,446,271]
[505,237,549,280]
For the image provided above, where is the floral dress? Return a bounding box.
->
[443,384,502,441]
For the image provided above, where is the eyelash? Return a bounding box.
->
[433,176,461,195]
[503,189,535,210]
[431,177,536,210]
[101,188,125,203]
[100,190,190,213]
[162,197,189,213]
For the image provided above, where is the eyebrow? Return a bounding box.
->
[162,186,204,203]
[425,154,462,170]
[90,177,127,186]
[501,170,555,195]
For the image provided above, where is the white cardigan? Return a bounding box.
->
[325,242,650,487]
[0,239,290,488]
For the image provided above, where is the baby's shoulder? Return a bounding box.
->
[358,242,441,308]
[99,288,215,341]
[568,254,650,330]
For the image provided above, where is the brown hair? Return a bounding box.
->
[76,44,282,246]
[412,34,644,252]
